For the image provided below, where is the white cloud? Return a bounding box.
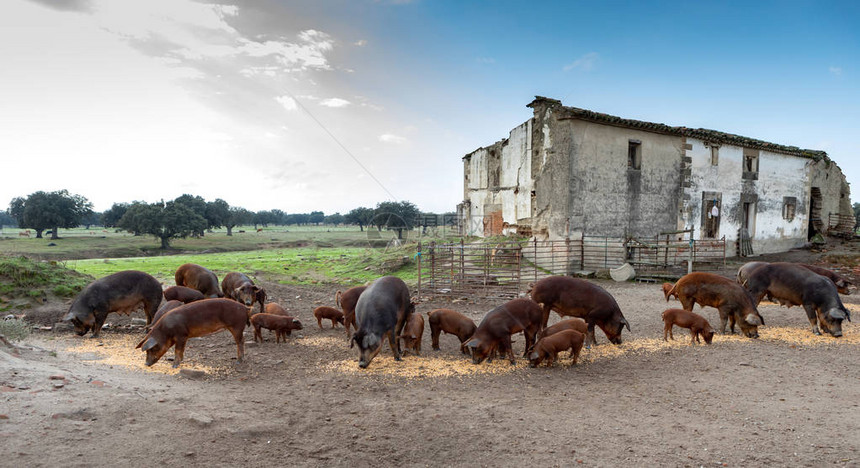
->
[354,39,367,47]
[275,95,297,110]
[379,133,407,144]
[829,66,842,76]
[320,97,351,108]
[563,52,599,72]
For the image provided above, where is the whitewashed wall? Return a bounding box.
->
[684,138,810,254]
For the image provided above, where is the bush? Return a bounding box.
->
[0,319,31,342]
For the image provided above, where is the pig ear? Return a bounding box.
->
[135,333,151,349]
[529,351,539,360]
[465,338,480,349]
[62,311,75,322]
[745,314,762,326]
[622,318,631,332]
[141,337,159,351]
[349,335,357,349]
[828,309,847,321]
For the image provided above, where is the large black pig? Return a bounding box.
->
[350,276,413,369]
[744,262,851,337]
[64,270,162,338]
[530,276,630,347]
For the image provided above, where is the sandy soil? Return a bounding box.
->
[2,267,860,468]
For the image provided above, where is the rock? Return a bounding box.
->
[0,414,8,420]
[49,375,66,380]
[52,381,65,389]
[244,341,258,348]
[52,322,74,333]
[179,369,207,380]
[130,318,147,327]
[188,412,213,427]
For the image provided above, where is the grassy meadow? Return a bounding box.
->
[0,225,458,288]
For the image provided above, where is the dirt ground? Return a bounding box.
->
[2,243,860,467]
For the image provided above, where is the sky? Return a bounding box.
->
[0,0,857,215]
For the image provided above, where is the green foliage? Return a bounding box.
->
[373,201,421,239]
[102,203,129,227]
[118,200,207,249]
[7,190,93,239]
[345,207,374,231]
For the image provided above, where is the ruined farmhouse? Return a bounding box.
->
[460,96,854,256]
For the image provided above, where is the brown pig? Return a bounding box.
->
[666,272,764,338]
[314,306,345,329]
[148,300,184,329]
[530,276,630,347]
[221,272,266,314]
[661,308,714,345]
[135,298,249,368]
[174,263,222,298]
[251,313,303,343]
[536,317,588,341]
[398,312,425,355]
[264,302,289,316]
[336,286,367,336]
[465,298,543,365]
[163,286,205,304]
[528,329,585,368]
[662,282,678,301]
[427,308,477,354]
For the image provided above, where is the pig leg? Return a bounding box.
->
[584,322,597,349]
[173,338,187,368]
[541,304,552,329]
[690,329,697,345]
[230,327,245,363]
[253,323,263,343]
[316,317,323,329]
[430,324,441,350]
[679,296,695,312]
[330,318,337,329]
[503,336,516,365]
[387,331,401,361]
[90,309,109,338]
[803,304,821,335]
[546,351,555,367]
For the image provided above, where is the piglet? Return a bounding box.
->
[313,306,345,329]
[661,308,714,345]
[427,308,477,355]
[528,329,585,368]
[398,312,424,355]
[251,313,303,343]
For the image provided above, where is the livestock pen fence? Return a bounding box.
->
[416,232,726,299]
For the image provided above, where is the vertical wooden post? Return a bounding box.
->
[417,241,422,298]
[688,228,694,274]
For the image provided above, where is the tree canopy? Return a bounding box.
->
[7,190,93,239]
[118,200,207,249]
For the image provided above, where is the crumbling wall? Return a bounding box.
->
[809,157,853,232]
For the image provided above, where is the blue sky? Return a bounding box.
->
[0,0,856,214]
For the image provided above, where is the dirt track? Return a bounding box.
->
[2,278,860,467]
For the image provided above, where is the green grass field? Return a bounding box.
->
[0,225,459,287]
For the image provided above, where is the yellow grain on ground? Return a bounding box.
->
[296,335,348,348]
[63,334,231,377]
[325,354,520,379]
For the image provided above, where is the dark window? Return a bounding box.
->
[709,145,719,166]
[742,148,759,180]
[783,197,797,221]
[628,140,641,170]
